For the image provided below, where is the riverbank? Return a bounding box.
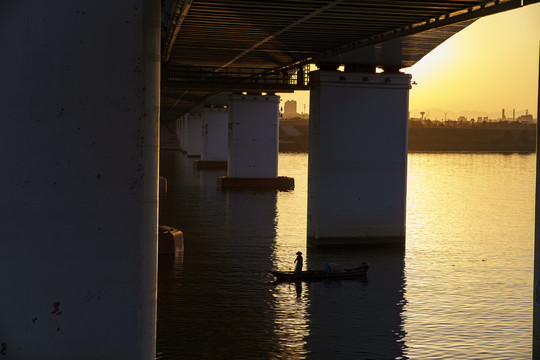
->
[279,124,536,153]
[408,127,535,152]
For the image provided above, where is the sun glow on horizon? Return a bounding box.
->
[406,2,540,119]
[279,3,540,120]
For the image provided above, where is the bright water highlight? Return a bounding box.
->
[157,152,534,359]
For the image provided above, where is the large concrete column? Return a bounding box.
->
[218,94,293,189]
[307,70,411,247]
[186,113,202,158]
[194,106,228,169]
[0,1,159,359]
[176,115,185,151]
[228,94,280,178]
[180,114,189,153]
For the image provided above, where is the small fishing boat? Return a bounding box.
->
[271,262,369,282]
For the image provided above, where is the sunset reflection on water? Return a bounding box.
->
[404,153,534,359]
[271,282,310,358]
[158,151,534,359]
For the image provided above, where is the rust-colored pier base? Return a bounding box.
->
[158,225,184,255]
[194,160,228,170]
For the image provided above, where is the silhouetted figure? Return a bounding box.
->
[294,251,303,274]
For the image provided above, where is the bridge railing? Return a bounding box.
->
[164,65,309,90]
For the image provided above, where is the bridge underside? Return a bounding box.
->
[160,0,538,122]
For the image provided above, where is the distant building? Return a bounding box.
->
[283,100,298,118]
[517,114,534,123]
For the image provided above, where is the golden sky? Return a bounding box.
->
[279,3,540,120]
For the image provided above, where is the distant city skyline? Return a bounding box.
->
[408,107,535,122]
[278,3,540,119]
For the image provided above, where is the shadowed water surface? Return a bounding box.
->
[157,152,533,359]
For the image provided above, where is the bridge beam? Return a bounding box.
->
[0,1,159,358]
[307,70,411,247]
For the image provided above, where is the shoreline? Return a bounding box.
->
[279,124,537,154]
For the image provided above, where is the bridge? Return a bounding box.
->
[1,0,539,359]
[160,0,535,120]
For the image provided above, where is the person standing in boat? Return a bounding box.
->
[294,251,303,274]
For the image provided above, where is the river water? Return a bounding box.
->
[157,152,534,359]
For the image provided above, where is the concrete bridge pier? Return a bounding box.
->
[176,115,186,152]
[0,1,159,359]
[194,106,229,169]
[218,94,294,190]
[179,114,190,153]
[307,69,411,247]
[185,113,202,158]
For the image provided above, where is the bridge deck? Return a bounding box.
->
[160,0,539,121]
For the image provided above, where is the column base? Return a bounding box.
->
[217,176,294,191]
[194,160,227,170]
[307,236,405,248]
[160,143,182,151]
[158,225,184,255]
